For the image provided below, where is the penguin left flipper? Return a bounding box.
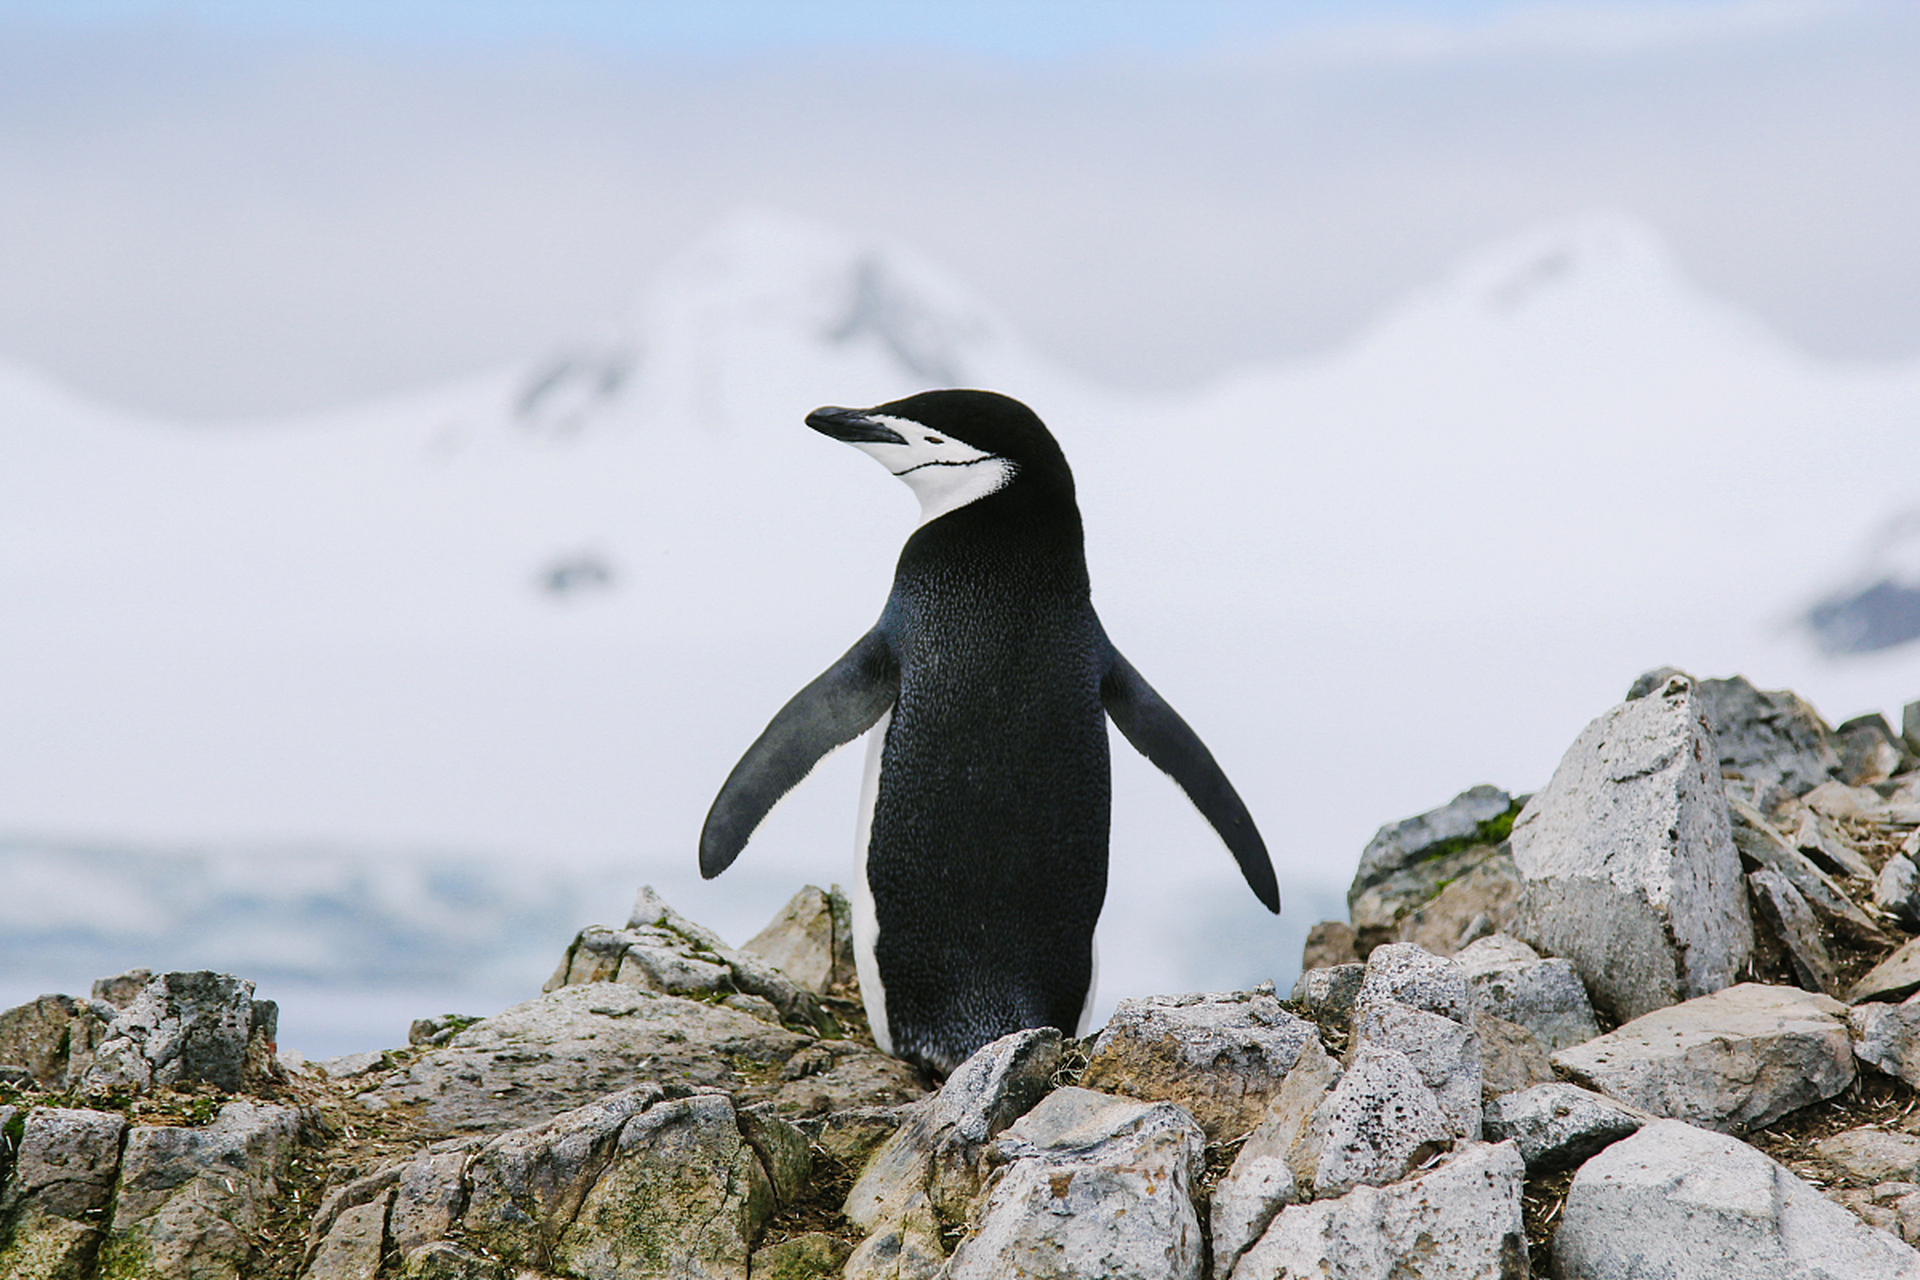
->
[1100,647,1281,914]
[700,628,899,879]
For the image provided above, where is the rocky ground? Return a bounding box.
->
[3,669,1920,1279]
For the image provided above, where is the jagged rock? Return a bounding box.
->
[752,1231,854,1279]
[1299,921,1360,970]
[1805,779,1919,824]
[1553,1119,1920,1279]
[1289,963,1364,1026]
[1816,1129,1920,1184]
[89,969,153,1008]
[1838,713,1913,786]
[1385,847,1525,959]
[1228,1140,1528,1280]
[1079,989,1317,1141]
[1354,942,1472,1023]
[0,1107,127,1280]
[790,1105,919,1170]
[99,1100,301,1280]
[300,1193,388,1280]
[1855,938,1920,1004]
[1350,998,1481,1139]
[1879,855,1920,930]
[1208,1038,1342,1271]
[1305,1043,1454,1198]
[1483,1082,1651,1172]
[1552,982,1854,1134]
[1349,841,1516,955]
[388,1149,472,1256]
[1454,932,1602,1051]
[359,982,923,1135]
[398,1240,506,1278]
[1510,674,1754,1022]
[1351,784,1515,902]
[1630,669,1845,802]
[1851,996,1920,1087]
[1749,865,1843,997]
[1730,795,1890,947]
[843,1192,946,1280]
[75,970,278,1095]
[945,1087,1206,1280]
[1792,806,1876,880]
[0,995,115,1091]
[844,1027,1062,1233]
[1473,1008,1557,1099]
[740,884,857,996]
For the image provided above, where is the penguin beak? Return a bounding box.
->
[806,406,908,446]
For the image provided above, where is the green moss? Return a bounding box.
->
[1416,800,1524,866]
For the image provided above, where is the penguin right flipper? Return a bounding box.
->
[1101,647,1281,914]
[700,628,899,879]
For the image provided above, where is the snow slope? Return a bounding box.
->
[3,209,1917,1054]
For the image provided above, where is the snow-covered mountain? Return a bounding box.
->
[4,209,1917,1055]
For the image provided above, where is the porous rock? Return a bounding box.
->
[1454,932,1602,1051]
[1299,921,1360,971]
[1631,670,1845,802]
[1080,988,1316,1141]
[1551,982,1854,1134]
[1483,1082,1651,1172]
[1209,1037,1342,1272]
[944,1086,1207,1280]
[1350,998,1481,1139]
[1305,1043,1454,1198]
[1353,941,1471,1024]
[1553,1119,1920,1279]
[1228,1139,1528,1280]
[1385,846,1525,959]
[1510,674,1754,1022]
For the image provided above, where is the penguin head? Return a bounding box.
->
[805,390,1074,525]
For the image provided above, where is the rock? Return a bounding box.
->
[1350,998,1481,1139]
[1299,921,1360,971]
[1209,1036,1342,1268]
[1350,784,1515,903]
[752,1231,855,1279]
[1640,670,1846,802]
[0,995,114,1091]
[1483,1082,1651,1172]
[791,1104,919,1170]
[1838,713,1912,786]
[75,970,278,1095]
[398,1241,506,1278]
[1853,997,1920,1086]
[1354,941,1472,1023]
[1305,1043,1454,1197]
[1906,701,1920,756]
[0,1107,128,1280]
[1289,964,1364,1027]
[1349,840,1516,956]
[1854,938,1920,1004]
[740,884,857,996]
[845,1027,1062,1233]
[1553,1119,1920,1279]
[945,1087,1207,1280]
[1749,865,1843,997]
[1817,1129,1920,1184]
[1510,674,1754,1022]
[1455,932,1602,1051]
[89,969,153,1008]
[388,1150,472,1255]
[1879,856,1920,930]
[1552,982,1855,1134]
[1080,989,1317,1142]
[1227,1139,1528,1280]
[843,1192,947,1280]
[359,982,923,1136]
[316,1050,390,1079]
[1792,806,1876,880]
[99,1100,302,1280]
[1730,795,1890,947]
[1473,1008,1558,1099]
[1383,845,1526,958]
[300,1193,389,1280]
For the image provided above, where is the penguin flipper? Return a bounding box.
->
[700,628,899,879]
[1101,648,1281,914]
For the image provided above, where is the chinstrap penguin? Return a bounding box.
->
[700,390,1278,1073]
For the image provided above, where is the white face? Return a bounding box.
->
[844,413,1016,525]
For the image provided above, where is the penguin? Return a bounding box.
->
[700,390,1277,1074]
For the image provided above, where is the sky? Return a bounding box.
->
[0,0,1916,419]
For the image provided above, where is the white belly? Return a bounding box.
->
[851,707,892,1055]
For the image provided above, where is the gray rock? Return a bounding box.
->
[315,1050,390,1080]
[1350,784,1514,904]
[1483,1082,1651,1172]
[0,1107,128,1280]
[75,970,278,1095]
[1350,998,1481,1139]
[1510,674,1754,1022]
[1879,856,1920,930]
[1228,1139,1528,1280]
[300,1192,389,1280]
[1816,1129,1920,1184]
[843,1192,947,1280]
[1793,806,1876,880]
[1473,1007,1558,1100]
[1080,988,1317,1142]
[1730,795,1890,947]
[89,968,153,1008]
[388,1149,473,1256]
[740,883,857,996]
[1305,1043,1454,1198]
[1553,1119,1920,1279]
[1749,865,1843,997]
[1349,839,1518,955]
[100,1100,302,1280]
[1455,932,1602,1051]
[1651,670,1848,801]
[1299,921,1361,971]
[1208,1037,1342,1272]
[1552,982,1855,1134]
[1905,701,1920,756]
[1854,938,1920,1004]
[1289,964,1364,1027]
[1838,713,1913,786]
[0,995,115,1090]
[1854,997,1920,1087]
[845,1027,1062,1232]
[945,1087,1207,1280]
[1354,941,1471,1024]
[398,1240,507,1278]
[359,982,923,1135]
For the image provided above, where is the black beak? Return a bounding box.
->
[806,406,908,446]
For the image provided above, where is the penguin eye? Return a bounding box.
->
[923,436,944,445]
